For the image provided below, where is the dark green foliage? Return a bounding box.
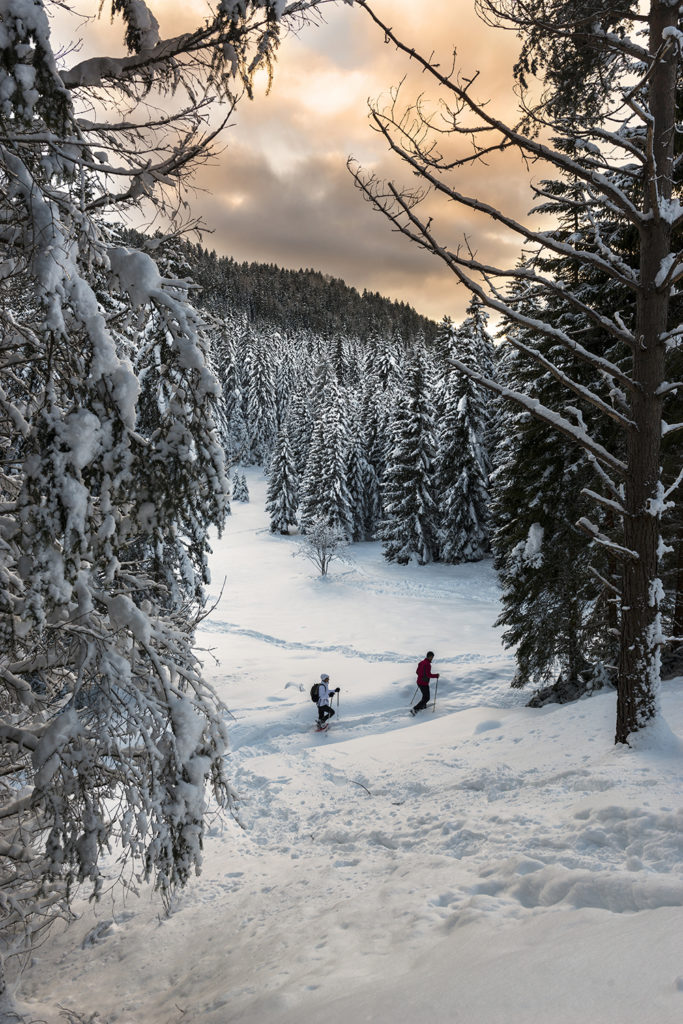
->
[380,349,438,565]
[299,379,354,537]
[435,302,494,564]
[266,425,299,533]
[489,270,622,692]
[187,244,437,344]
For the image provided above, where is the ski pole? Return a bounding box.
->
[337,688,340,719]
[410,686,418,705]
[432,677,438,713]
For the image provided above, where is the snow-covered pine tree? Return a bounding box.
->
[233,471,251,502]
[266,425,299,533]
[380,348,438,564]
[435,316,491,563]
[298,416,327,527]
[461,294,495,382]
[299,378,354,536]
[356,356,390,537]
[211,309,247,463]
[129,234,230,607]
[287,382,315,477]
[346,407,371,542]
[490,323,616,694]
[274,333,297,429]
[487,168,635,698]
[0,0,334,1006]
[374,331,400,389]
[243,327,278,465]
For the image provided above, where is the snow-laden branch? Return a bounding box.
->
[509,335,636,431]
[448,357,627,476]
[663,466,683,501]
[587,564,622,597]
[576,517,639,560]
[60,1,340,89]
[655,250,683,289]
[0,839,33,861]
[0,725,40,751]
[61,33,196,89]
[657,381,683,396]
[0,793,34,820]
[0,665,41,708]
[581,487,627,519]
[585,453,624,502]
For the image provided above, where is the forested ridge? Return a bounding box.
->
[188,244,439,342]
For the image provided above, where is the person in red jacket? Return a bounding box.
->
[410,651,439,716]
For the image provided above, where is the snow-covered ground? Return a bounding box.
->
[20,470,683,1023]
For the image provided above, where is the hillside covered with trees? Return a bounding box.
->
[154,232,683,707]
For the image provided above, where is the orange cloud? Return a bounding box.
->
[52,1,535,324]
[204,1,531,321]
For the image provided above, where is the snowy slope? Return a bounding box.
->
[20,470,683,1024]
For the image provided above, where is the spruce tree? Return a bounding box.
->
[434,314,491,563]
[243,327,277,465]
[232,471,250,503]
[346,417,371,542]
[380,349,438,564]
[461,295,495,381]
[299,379,354,537]
[287,379,315,477]
[357,359,390,537]
[212,311,246,463]
[436,378,490,563]
[489,257,621,693]
[266,425,299,534]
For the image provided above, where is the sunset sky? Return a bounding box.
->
[58,1,532,324]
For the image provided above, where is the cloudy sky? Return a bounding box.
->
[60,1,532,324]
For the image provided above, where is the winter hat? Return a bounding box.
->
[320,673,329,682]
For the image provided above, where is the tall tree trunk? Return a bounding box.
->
[616,0,676,743]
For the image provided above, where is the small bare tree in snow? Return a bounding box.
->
[294,517,351,576]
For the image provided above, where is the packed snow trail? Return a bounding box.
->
[19,470,683,1024]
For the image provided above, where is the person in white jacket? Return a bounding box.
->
[317,673,340,727]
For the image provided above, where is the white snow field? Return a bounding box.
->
[20,470,683,1024]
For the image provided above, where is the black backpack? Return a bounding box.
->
[310,683,320,703]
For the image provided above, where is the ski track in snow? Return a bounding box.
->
[200,620,512,667]
[331,563,502,604]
